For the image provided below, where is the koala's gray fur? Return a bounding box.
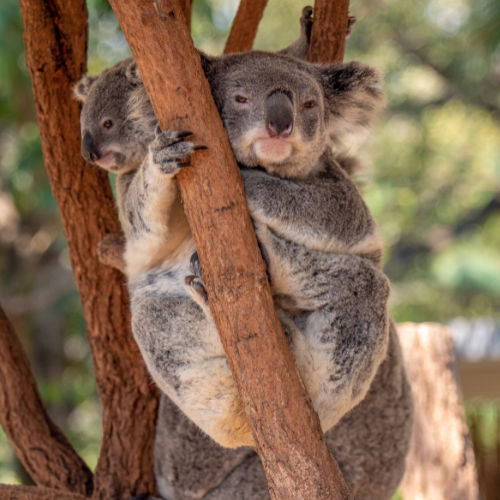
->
[75,10,413,499]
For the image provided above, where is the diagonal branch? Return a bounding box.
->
[224,0,268,54]
[18,0,159,498]
[108,0,353,499]
[0,304,93,495]
[0,485,88,500]
[309,0,350,63]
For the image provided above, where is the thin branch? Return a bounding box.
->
[0,304,93,495]
[178,0,193,31]
[309,0,351,63]
[108,0,354,498]
[224,0,268,54]
[18,0,159,498]
[0,485,88,500]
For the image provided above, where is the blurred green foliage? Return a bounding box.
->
[0,0,499,493]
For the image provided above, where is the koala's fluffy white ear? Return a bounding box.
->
[319,61,386,155]
[125,60,142,85]
[73,75,97,103]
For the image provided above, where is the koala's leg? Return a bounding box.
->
[258,228,390,433]
[325,321,414,500]
[154,393,254,500]
[122,129,205,278]
[129,270,255,449]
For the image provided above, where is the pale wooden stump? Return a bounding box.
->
[397,322,479,500]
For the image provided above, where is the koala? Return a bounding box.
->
[126,52,412,500]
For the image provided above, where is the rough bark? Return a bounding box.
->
[178,0,193,31]
[308,0,350,63]
[107,1,354,499]
[397,323,479,500]
[18,1,159,498]
[0,485,88,500]
[224,0,268,54]
[0,305,93,495]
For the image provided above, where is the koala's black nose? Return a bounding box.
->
[265,91,294,138]
[81,131,100,163]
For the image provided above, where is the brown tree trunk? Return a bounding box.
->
[0,305,93,495]
[309,0,350,63]
[0,485,88,500]
[224,0,268,54]
[17,1,159,498]
[107,1,354,499]
[398,323,479,500]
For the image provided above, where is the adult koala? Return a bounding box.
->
[128,51,413,500]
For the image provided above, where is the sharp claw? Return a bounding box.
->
[154,124,162,138]
[185,275,195,286]
[194,145,208,151]
[178,131,194,139]
[178,162,191,167]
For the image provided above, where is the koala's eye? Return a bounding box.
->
[102,119,113,129]
[302,100,317,110]
[235,95,250,104]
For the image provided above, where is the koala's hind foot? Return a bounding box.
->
[185,252,212,319]
[150,126,207,175]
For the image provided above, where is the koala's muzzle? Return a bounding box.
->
[81,131,100,163]
[265,92,293,138]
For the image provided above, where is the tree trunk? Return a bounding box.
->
[17,0,159,498]
[309,0,350,63]
[107,1,354,499]
[0,305,93,495]
[224,0,268,54]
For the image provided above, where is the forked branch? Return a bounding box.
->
[0,305,93,495]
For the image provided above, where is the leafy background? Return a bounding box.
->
[0,0,499,496]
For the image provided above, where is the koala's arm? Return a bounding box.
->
[129,275,254,449]
[120,130,197,279]
[241,165,382,260]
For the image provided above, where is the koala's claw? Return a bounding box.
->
[347,15,356,38]
[190,251,202,276]
[185,275,209,309]
[300,6,314,41]
[149,130,206,175]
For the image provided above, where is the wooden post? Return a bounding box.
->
[17,0,159,498]
[107,0,354,498]
[398,323,479,500]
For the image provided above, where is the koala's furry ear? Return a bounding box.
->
[319,61,386,154]
[125,60,142,85]
[73,75,97,103]
[198,51,218,81]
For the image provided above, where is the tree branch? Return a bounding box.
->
[224,0,268,54]
[178,0,193,31]
[0,304,93,495]
[0,485,88,500]
[18,1,159,498]
[308,0,350,63]
[108,1,353,499]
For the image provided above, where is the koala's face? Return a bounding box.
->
[203,52,384,179]
[73,58,156,174]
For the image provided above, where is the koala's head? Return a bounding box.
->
[73,58,157,173]
[201,51,384,179]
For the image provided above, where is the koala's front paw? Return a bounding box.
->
[149,126,207,175]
